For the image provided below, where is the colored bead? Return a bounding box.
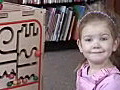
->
[22,78,28,84]
[8,74,15,79]
[13,80,18,85]
[0,4,3,10]
[7,82,13,87]
[17,79,22,85]
[35,50,41,57]
[33,76,38,81]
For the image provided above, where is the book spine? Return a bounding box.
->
[56,6,66,41]
[52,14,61,41]
[63,9,73,41]
[67,15,75,40]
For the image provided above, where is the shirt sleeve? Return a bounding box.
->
[100,74,120,90]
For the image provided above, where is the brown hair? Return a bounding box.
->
[79,12,118,39]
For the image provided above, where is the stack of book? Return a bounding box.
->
[45,5,86,41]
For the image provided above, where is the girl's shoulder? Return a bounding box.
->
[92,66,120,81]
[97,72,120,90]
[104,67,120,81]
[96,67,120,90]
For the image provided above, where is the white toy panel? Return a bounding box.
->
[0,2,45,90]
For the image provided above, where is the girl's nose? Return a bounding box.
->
[92,41,101,49]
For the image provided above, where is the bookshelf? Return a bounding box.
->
[4,0,101,52]
[42,1,96,51]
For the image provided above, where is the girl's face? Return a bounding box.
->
[77,21,119,64]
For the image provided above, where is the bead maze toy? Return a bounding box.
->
[0,2,45,90]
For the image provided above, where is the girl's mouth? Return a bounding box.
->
[90,51,105,54]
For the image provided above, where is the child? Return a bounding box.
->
[76,8,120,90]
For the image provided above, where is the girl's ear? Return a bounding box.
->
[77,39,83,53]
[113,38,119,52]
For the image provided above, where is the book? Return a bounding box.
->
[71,5,86,40]
[73,5,86,20]
[45,7,57,41]
[60,7,73,41]
[71,19,80,40]
[59,8,69,41]
[55,6,66,41]
[67,15,76,40]
[63,10,73,41]
[22,0,41,4]
[52,13,61,41]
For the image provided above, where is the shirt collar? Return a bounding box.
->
[80,63,120,84]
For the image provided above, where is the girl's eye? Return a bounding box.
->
[84,38,92,42]
[100,37,108,41]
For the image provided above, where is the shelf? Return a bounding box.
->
[23,0,99,7]
[45,40,78,52]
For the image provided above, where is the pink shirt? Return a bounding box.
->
[76,64,120,90]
